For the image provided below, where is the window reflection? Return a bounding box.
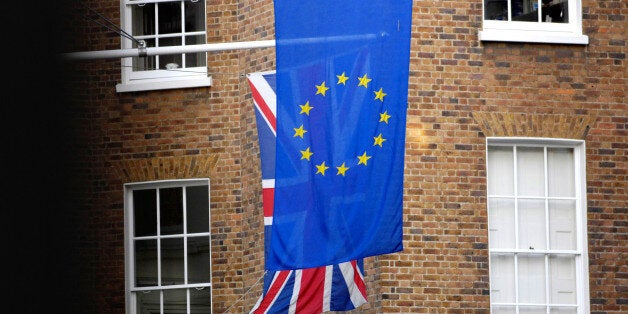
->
[485,0,569,23]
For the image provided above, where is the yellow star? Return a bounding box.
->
[316,161,329,176]
[315,81,329,96]
[357,74,371,88]
[336,72,349,85]
[299,101,313,115]
[293,125,307,138]
[336,162,349,176]
[300,147,313,161]
[357,152,371,166]
[379,111,391,124]
[373,133,386,147]
[374,88,387,102]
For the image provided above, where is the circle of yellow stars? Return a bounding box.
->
[292,71,392,177]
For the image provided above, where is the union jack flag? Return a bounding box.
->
[247,71,368,313]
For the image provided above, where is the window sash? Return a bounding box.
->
[486,138,588,314]
[125,179,211,314]
[120,0,208,89]
[488,145,580,252]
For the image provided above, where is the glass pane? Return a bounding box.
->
[136,290,160,314]
[160,187,183,235]
[549,255,577,304]
[550,307,577,314]
[161,238,185,285]
[518,255,546,303]
[159,37,183,71]
[485,0,507,20]
[518,199,546,250]
[488,146,514,196]
[517,147,545,197]
[184,1,205,32]
[135,239,158,287]
[549,200,576,250]
[190,287,212,313]
[541,0,568,23]
[134,189,157,237]
[185,35,207,68]
[490,254,515,303]
[187,185,209,233]
[492,306,516,314]
[548,148,574,197]
[164,288,187,314]
[512,0,539,22]
[158,2,182,34]
[520,306,547,314]
[132,3,155,36]
[132,38,156,71]
[489,198,516,249]
[512,0,527,21]
[188,236,211,283]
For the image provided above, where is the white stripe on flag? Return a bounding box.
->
[262,179,275,188]
[264,217,273,225]
[339,261,368,307]
[323,265,333,312]
[248,73,277,120]
[289,270,302,314]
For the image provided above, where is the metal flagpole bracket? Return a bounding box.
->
[137,40,147,57]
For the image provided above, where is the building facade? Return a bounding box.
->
[15,0,625,313]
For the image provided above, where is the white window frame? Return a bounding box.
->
[117,0,211,93]
[124,178,212,314]
[479,0,589,45]
[486,137,590,314]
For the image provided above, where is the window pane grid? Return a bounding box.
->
[488,143,581,313]
[125,0,207,78]
[127,181,211,314]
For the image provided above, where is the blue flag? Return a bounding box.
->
[270,0,413,270]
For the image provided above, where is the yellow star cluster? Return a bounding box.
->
[293,72,392,177]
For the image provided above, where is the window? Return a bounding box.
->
[486,138,590,314]
[125,179,212,314]
[480,0,588,45]
[117,0,211,92]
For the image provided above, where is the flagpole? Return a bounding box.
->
[60,39,276,61]
[59,33,382,61]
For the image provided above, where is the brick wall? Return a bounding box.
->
[36,0,627,313]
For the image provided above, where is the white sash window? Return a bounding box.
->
[124,179,212,314]
[487,138,589,314]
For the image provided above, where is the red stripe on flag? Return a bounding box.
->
[296,267,325,313]
[352,260,367,300]
[248,79,276,131]
[252,270,291,314]
[262,187,274,218]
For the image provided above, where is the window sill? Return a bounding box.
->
[479,29,589,45]
[116,77,212,93]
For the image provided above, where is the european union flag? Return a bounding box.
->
[270,0,413,270]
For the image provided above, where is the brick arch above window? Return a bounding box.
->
[472,112,597,140]
[113,155,219,182]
